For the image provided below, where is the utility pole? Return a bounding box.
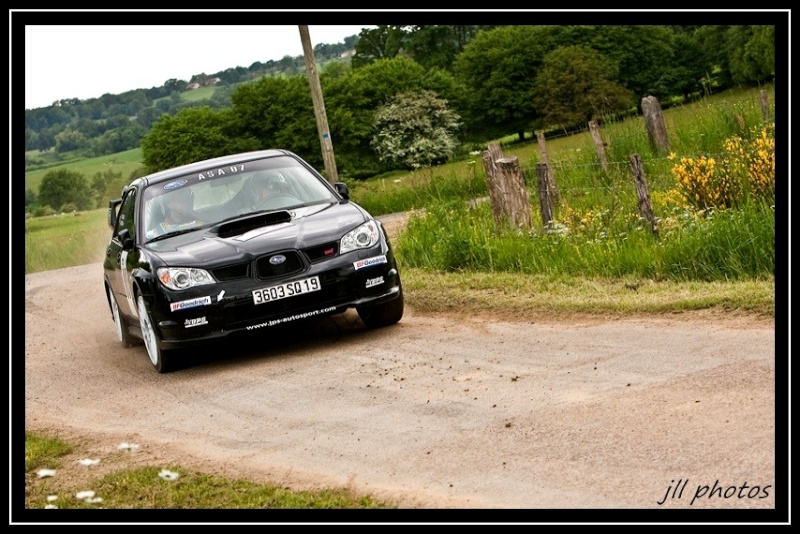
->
[299,25,338,183]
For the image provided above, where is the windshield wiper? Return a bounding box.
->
[147,227,199,243]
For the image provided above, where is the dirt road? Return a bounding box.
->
[21,257,779,517]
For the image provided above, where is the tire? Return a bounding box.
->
[136,295,174,373]
[108,288,138,348]
[357,285,404,329]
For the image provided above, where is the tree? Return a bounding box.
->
[162,78,187,93]
[691,25,775,91]
[351,26,409,68]
[229,76,319,166]
[38,169,92,211]
[581,25,680,100]
[88,124,147,156]
[404,25,490,72]
[54,128,88,153]
[90,169,123,208]
[728,25,775,84]
[321,60,351,81]
[455,26,556,142]
[532,46,634,130]
[25,188,37,209]
[140,106,255,172]
[663,32,709,100]
[370,90,461,170]
[137,106,165,129]
[35,129,56,152]
[326,56,465,177]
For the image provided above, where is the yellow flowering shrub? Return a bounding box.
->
[669,123,775,210]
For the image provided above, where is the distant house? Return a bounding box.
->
[186,78,220,90]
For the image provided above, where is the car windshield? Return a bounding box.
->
[141,155,337,242]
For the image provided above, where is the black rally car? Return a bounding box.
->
[103,149,403,372]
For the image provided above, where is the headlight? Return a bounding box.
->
[340,220,380,254]
[156,267,215,290]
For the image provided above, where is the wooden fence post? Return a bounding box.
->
[628,154,659,236]
[496,156,531,230]
[759,89,770,122]
[588,120,609,172]
[535,163,554,228]
[536,131,559,203]
[487,142,504,164]
[641,95,670,154]
[482,143,506,224]
[482,143,531,230]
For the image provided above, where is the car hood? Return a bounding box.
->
[145,202,369,266]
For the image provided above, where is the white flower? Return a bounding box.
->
[36,469,56,478]
[77,458,101,467]
[158,469,180,481]
[76,490,96,500]
[44,504,58,509]
[46,495,58,502]
[85,497,103,504]
[117,442,140,451]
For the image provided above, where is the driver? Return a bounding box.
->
[250,172,289,208]
[155,186,203,235]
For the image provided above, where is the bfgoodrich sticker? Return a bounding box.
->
[353,255,387,271]
[170,296,212,312]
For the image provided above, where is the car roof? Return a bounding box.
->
[140,149,292,188]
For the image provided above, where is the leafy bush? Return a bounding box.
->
[371,90,461,169]
[669,123,775,209]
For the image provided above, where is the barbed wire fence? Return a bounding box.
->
[481,90,774,233]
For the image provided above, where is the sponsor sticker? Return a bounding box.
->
[170,296,212,312]
[245,306,338,330]
[365,276,384,288]
[184,316,208,328]
[353,255,387,271]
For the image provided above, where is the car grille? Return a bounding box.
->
[304,241,339,263]
[256,251,304,279]
[211,243,339,283]
[211,263,250,281]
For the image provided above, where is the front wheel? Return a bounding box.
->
[356,286,404,329]
[136,295,174,373]
[108,287,138,348]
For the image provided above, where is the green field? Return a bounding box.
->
[25,147,144,195]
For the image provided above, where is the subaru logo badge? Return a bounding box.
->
[163,179,188,191]
[269,254,286,265]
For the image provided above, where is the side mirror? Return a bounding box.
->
[118,229,134,250]
[334,182,350,201]
[107,198,122,229]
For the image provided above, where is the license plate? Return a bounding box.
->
[252,276,321,305]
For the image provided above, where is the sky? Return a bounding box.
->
[22,24,375,110]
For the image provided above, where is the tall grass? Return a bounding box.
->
[24,210,110,273]
[396,197,774,282]
[348,162,487,215]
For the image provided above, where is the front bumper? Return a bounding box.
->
[149,246,401,350]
